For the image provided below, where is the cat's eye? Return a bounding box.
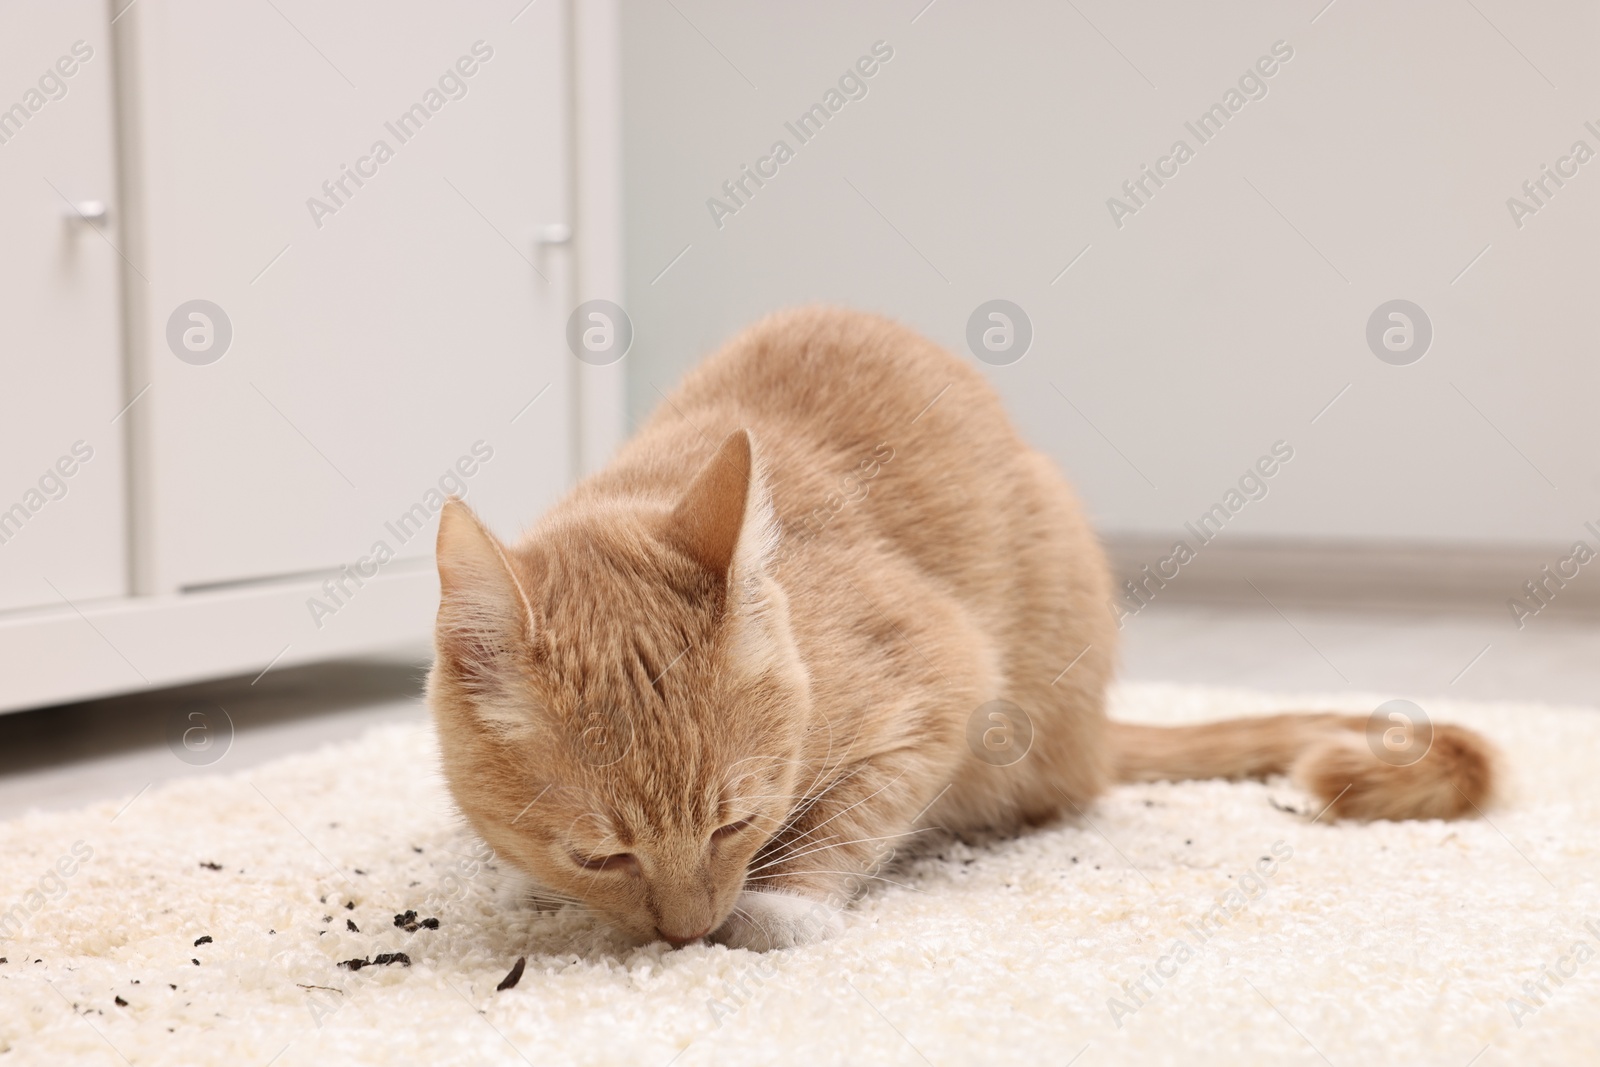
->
[712,817,753,842]
[570,850,636,873]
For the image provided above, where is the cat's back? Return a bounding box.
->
[618,306,1055,557]
[630,307,1103,623]
[664,305,1001,443]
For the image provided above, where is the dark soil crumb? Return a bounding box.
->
[347,919,359,933]
[114,996,128,1007]
[1186,839,1193,845]
[191,959,200,966]
[345,902,355,911]
[393,910,440,933]
[322,915,333,924]
[199,862,223,871]
[412,846,423,854]
[339,953,411,971]
[193,936,212,947]
[0,958,7,965]
[169,984,177,990]
[497,957,527,992]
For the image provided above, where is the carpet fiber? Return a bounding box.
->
[2,682,1597,1066]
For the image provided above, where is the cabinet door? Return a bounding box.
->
[0,2,127,613]
[127,0,572,593]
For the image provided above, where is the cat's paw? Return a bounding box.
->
[712,889,842,951]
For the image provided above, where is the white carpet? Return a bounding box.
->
[2,682,1597,1066]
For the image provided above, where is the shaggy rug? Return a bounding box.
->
[1,682,1596,1066]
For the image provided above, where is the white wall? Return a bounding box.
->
[620,0,1599,552]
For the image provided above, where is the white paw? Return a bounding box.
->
[712,889,842,951]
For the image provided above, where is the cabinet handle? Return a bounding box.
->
[65,200,109,223]
[535,222,572,246]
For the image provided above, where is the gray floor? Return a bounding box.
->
[2,602,1595,820]
[1118,600,1600,706]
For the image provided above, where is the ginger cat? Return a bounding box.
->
[428,306,1497,951]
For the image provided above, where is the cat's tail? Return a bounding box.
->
[1108,712,1499,821]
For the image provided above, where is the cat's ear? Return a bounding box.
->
[662,429,775,591]
[434,498,540,689]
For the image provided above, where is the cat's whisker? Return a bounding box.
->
[749,825,940,874]
[727,901,778,942]
[781,716,871,831]
[743,835,844,875]
[793,724,844,806]
[748,838,862,873]
[744,870,925,894]
[749,822,926,872]
[535,905,605,918]
[769,762,870,841]
[773,771,906,853]
[526,896,586,910]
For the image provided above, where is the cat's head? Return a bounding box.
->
[427,430,813,945]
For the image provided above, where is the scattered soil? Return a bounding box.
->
[497,957,527,992]
[338,953,411,971]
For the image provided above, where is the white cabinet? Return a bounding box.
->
[0,1,127,613]
[125,0,574,592]
[0,0,623,713]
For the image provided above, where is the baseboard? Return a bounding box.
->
[1101,534,1600,618]
[0,566,438,715]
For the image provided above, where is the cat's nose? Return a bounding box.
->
[658,925,711,947]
